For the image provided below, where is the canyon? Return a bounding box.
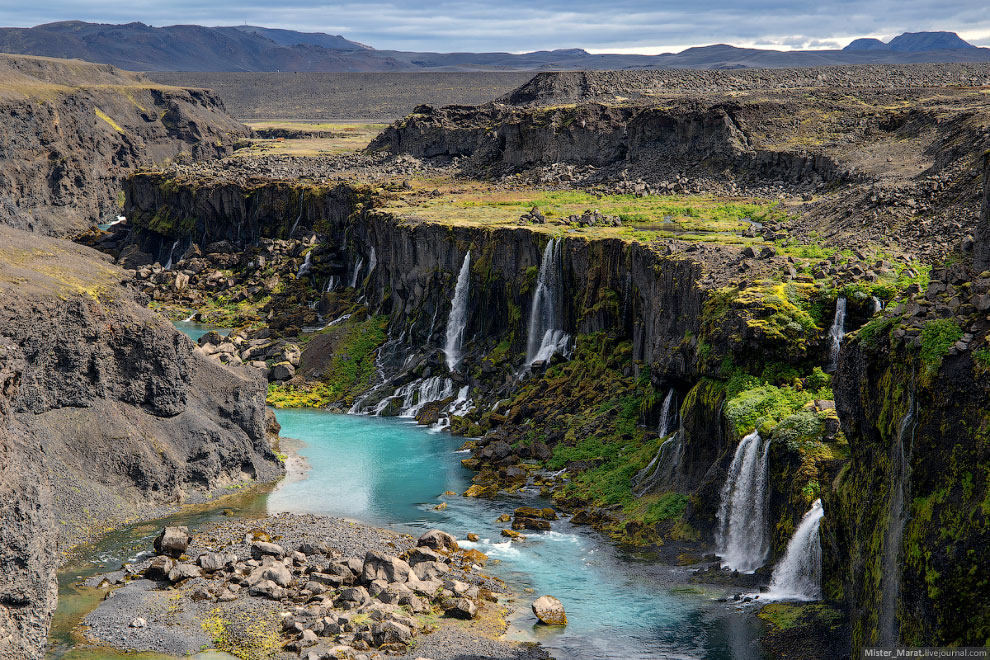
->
[1,53,989,659]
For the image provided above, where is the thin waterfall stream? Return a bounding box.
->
[444,250,471,371]
[526,238,570,367]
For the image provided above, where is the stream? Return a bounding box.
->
[50,327,766,660]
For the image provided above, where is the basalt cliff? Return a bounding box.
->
[0,54,247,237]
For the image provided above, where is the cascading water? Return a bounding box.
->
[658,388,678,437]
[716,430,772,573]
[827,296,847,372]
[325,275,339,293]
[163,239,180,270]
[765,499,824,601]
[349,256,364,288]
[879,390,916,647]
[872,296,883,314]
[444,251,471,371]
[289,203,303,237]
[526,238,570,366]
[296,251,312,278]
[367,247,377,275]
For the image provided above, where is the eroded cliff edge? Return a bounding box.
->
[0,226,282,659]
[0,54,247,236]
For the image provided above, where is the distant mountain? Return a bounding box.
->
[0,22,988,72]
[844,31,976,52]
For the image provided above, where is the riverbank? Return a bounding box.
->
[79,512,547,660]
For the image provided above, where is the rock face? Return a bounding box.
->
[0,54,247,236]
[975,153,990,271]
[0,225,282,659]
[826,272,990,650]
[531,595,567,625]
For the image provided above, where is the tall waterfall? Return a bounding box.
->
[716,430,772,573]
[444,251,471,371]
[658,388,678,437]
[526,238,570,366]
[325,275,339,293]
[367,247,377,276]
[827,296,847,371]
[766,499,825,601]
[349,256,364,288]
[296,251,312,278]
[879,392,916,646]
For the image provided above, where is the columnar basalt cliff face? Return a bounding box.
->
[369,101,846,184]
[827,266,990,649]
[0,226,282,659]
[0,54,248,236]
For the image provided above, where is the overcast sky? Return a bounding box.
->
[2,0,989,53]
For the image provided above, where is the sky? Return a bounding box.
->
[1,0,989,53]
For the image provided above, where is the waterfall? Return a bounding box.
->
[289,203,303,237]
[367,247,377,275]
[163,239,180,270]
[658,388,678,437]
[296,251,312,278]
[182,312,196,322]
[872,296,883,314]
[444,251,471,371]
[827,296,847,371]
[879,392,916,646]
[632,429,684,496]
[765,500,824,601]
[430,386,473,433]
[716,430,772,573]
[325,275,339,293]
[349,256,364,288]
[526,238,570,366]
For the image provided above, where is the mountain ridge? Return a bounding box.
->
[0,22,987,72]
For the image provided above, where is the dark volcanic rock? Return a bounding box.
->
[0,225,281,659]
[0,54,247,236]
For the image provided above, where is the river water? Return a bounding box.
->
[50,328,765,659]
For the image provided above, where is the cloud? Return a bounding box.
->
[0,0,988,53]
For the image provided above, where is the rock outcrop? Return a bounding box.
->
[975,152,990,271]
[0,225,282,659]
[0,54,247,236]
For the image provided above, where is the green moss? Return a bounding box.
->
[919,319,962,380]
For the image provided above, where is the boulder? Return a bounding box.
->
[532,595,567,625]
[262,562,293,587]
[417,529,459,553]
[153,526,191,558]
[270,361,295,381]
[445,597,478,619]
[167,562,203,583]
[372,620,412,646]
[251,541,286,560]
[145,556,174,581]
[249,579,286,600]
[362,551,413,583]
[198,552,236,573]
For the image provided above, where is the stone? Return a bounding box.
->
[412,561,449,582]
[262,562,293,587]
[198,552,236,573]
[167,562,202,583]
[445,597,477,619]
[153,526,190,558]
[270,361,295,381]
[145,555,174,581]
[417,529,459,553]
[298,541,329,556]
[249,579,286,600]
[532,595,567,625]
[372,620,412,646]
[129,617,147,628]
[362,551,413,583]
[251,541,286,560]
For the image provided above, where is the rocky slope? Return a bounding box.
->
[0,54,248,236]
[0,225,282,659]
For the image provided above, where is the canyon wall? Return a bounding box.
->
[0,226,282,659]
[0,54,248,236]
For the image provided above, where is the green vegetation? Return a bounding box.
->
[919,319,962,380]
[724,380,832,437]
[201,608,282,660]
[94,107,124,133]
